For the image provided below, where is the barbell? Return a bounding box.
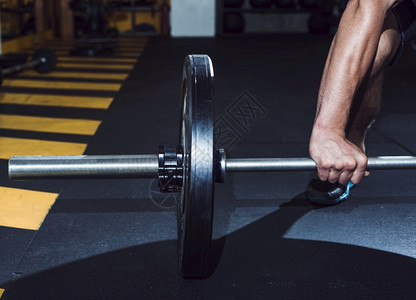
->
[8,55,416,278]
[0,48,57,86]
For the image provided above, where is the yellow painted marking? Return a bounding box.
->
[0,114,101,135]
[0,137,87,159]
[113,53,142,57]
[119,37,148,41]
[27,45,146,50]
[116,47,145,51]
[2,79,121,91]
[39,46,74,50]
[48,50,142,58]
[117,50,144,53]
[0,187,58,230]
[58,57,137,63]
[0,288,4,297]
[19,70,128,80]
[52,50,141,58]
[42,37,147,45]
[0,93,113,109]
[57,63,133,70]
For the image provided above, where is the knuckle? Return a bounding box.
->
[334,162,344,171]
[344,158,357,170]
[320,160,333,169]
[357,155,368,169]
[362,155,369,165]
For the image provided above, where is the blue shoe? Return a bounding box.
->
[306,179,354,206]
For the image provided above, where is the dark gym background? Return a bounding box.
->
[0,0,415,299]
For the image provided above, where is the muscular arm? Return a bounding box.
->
[310,0,401,185]
[315,0,397,130]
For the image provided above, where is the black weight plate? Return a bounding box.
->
[178,55,215,278]
[32,48,57,73]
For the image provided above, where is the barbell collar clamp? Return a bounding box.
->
[158,145,184,192]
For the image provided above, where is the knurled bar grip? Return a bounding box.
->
[8,155,416,180]
[225,156,416,171]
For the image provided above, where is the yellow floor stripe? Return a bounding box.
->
[19,70,128,80]
[0,288,4,297]
[57,63,133,70]
[0,187,58,230]
[113,53,142,57]
[58,57,137,63]
[114,51,143,54]
[42,38,149,45]
[0,137,87,159]
[116,47,145,51]
[0,93,113,109]
[0,114,101,135]
[2,79,121,91]
[42,45,147,50]
[53,50,141,58]
[26,46,145,52]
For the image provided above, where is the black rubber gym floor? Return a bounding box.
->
[1,35,416,299]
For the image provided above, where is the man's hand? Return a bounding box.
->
[309,127,369,185]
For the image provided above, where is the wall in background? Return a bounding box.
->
[108,0,170,35]
[171,0,216,37]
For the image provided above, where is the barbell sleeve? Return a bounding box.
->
[8,155,159,180]
[1,59,41,76]
[225,156,416,172]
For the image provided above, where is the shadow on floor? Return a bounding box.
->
[3,194,415,300]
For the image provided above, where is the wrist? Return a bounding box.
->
[312,121,346,137]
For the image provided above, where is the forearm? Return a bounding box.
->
[313,0,395,133]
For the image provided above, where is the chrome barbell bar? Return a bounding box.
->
[8,153,416,181]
